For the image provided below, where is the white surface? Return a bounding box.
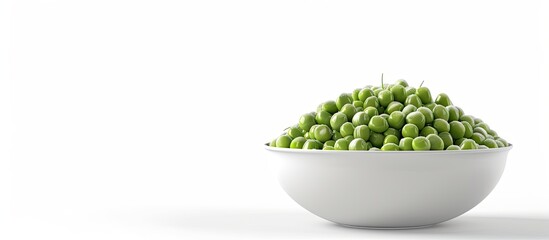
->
[266,146,511,228]
[1,0,548,239]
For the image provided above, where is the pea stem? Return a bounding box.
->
[419,80,424,88]
[381,73,384,89]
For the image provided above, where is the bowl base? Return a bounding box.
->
[336,223,437,230]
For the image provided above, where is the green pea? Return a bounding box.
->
[373,88,383,97]
[287,126,304,138]
[402,123,419,138]
[405,86,416,96]
[496,137,509,147]
[381,143,400,151]
[290,137,307,149]
[395,79,409,87]
[336,93,353,110]
[303,139,322,149]
[438,132,453,149]
[334,139,350,150]
[352,88,361,101]
[476,122,491,132]
[417,107,434,124]
[354,125,371,141]
[386,101,404,114]
[433,119,450,133]
[446,106,460,122]
[460,139,478,150]
[330,112,348,131]
[383,135,399,145]
[417,87,433,104]
[364,106,379,119]
[343,135,354,142]
[332,130,342,141]
[432,105,449,121]
[299,113,316,131]
[474,127,488,138]
[390,84,407,103]
[355,107,363,112]
[402,105,417,116]
[399,137,414,150]
[340,103,357,121]
[405,94,422,108]
[269,138,277,147]
[308,125,318,139]
[365,141,373,149]
[369,147,380,151]
[315,110,332,126]
[379,113,390,121]
[495,139,505,148]
[459,115,475,127]
[384,128,401,138]
[425,134,443,150]
[364,96,380,108]
[449,121,465,139]
[406,111,426,130]
[435,93,453,106]
[424,102,436,111]
[456,106,464,117]
[412,136,431,151]
[321,101,339,114]
[487,129,498,138]
[420,126,438,137]
[369,116,389,133]
[323,146,335,150]
[446,145,461,150]
[324,140,336,147]
[378,90,394,107]
[474,118,484,125]
[358,88,375,102]
[369,132,385,148]
[388,111,406,129]
[303,132,309,139]
[353,100,363,108]
[454,138,466,146]
[483,139,498,148]
[349,138,368,150]
[478,145,489,149]
[314,124,333,142]
[461,121,473,138]
[339,122,355,137]
[352,112,369,126]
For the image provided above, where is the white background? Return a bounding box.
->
[1,0,548,239]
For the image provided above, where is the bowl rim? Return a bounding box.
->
[264,144,512,154]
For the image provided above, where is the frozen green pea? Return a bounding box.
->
[435,93,452,106]
[449,121,465,139]
[406,111,426,130]
[461,121,473,138]
[269,138,277,147]
[446,106,460,122]
[290,137,307,149]
[384,128,401,139]
[474,127,488,138]
[487,129,498,138]
[399,137,414,150]
[369,147,380,151]
[299,113,316,131]
[386,101,404,114]
[402,123,419,138]
[432,105,449,121]
[330,112,347,131]
[355,107,363,112]
[354,125,371,141]
[332,130,342,141]
[405,94,422,108]
[476,122,491,132]
[426,134,444,150]
[496,137,509,147]
[303,139,322,149]
[424,103,436,111]
[405,86,416,96]
[336,93,353,110]
[379,113,389,121]
[287,126,304,138]
[474,118,483,125]
[315,110,332,126]
[388,111,406,129]
[340,104,357,121]
[433,119,450,133]
[358,88,375,102]
[324,140,336,147]
[459,115,475,127]
[308,125,318,139]
[402,105,417,116]
[334,139,350,150]
[352,88,361,101]
[478,145,489,149]
[438,132,453,149]
[395,79,409,87]
[369,132,385,148]
[369,116,389,133]
[390,84,407,103]
[483,139,498,148]
[323,146,335,150]
[417,86,433,104]
[352,111,370,126]
[420,126,438,137]
[364,106,379,119]
[373,88,383,97]
[378,90,394,107]
[460,139,478,150]
[314,124,333,142]
[417,107,434,124]
[456,106,464,118]
[343,135,354,142]
[454,138,466,146]
[364,96,380,109]
[381,143,400,151]
[412,136,431,151]
[383,135,399,145]
[321,101,339,114]
[340,122,355,137]
[349,138,368,150]
[495,140,505,148]
[353,100,363,108]
[446,145,461,150]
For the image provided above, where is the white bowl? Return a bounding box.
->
[265,146,512,229]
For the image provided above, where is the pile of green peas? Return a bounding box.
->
[269,79,509,151]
